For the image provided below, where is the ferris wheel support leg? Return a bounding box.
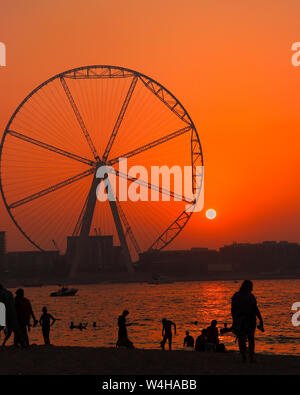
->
[104,176,134,273]
[68,173,99,279]
[68,173,134,278]
[108,198,134,273]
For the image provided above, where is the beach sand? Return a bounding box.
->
[0,346,300,375]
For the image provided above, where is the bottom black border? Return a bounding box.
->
[0,374,295,393]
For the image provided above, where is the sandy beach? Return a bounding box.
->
[0,346,300,375]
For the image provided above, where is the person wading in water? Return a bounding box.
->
[160,318,176,350]
[116,310,134,348]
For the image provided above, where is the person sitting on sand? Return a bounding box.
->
[206,320,219,345]
[206,320,227,352]
[39,306,56,345]
[195,329,207,352]
[231,280,264,363]
[183,331,194,348]
[116,310,134,348]
[160,318,176,350]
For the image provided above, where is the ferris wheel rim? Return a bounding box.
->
[0,65,204,253]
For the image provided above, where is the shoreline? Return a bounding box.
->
[4,273,300,289]
[1,346,300,375]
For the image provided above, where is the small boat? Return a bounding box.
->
[148,274,174,284]
[148,279,174,284]
[22,283,43,287]
[50,287,78,297]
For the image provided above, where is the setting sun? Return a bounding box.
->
[206,209,217,220]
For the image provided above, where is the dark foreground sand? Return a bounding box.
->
[1,346,300,375]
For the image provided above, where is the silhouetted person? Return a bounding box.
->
[183,331,194,348]
[0,284,20,347]
[14,288,37,347]
[206,320,219,345]
[195,329,207,352]
[93,322,97,328]
[231,280,264,362]
[116,310,134,348]
[79,322,88,330]
[39,307,56,345]
[70,321,87,330]
[160,318,176,350]
[220,322,231,334]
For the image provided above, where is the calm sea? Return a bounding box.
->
[4,279,300,355]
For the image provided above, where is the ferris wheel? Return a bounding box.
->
[0,65,203,275]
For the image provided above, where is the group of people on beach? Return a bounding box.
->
[116,280,264,362]
[0,285,56,346]
[0,280,264,362]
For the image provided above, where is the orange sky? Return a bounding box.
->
[1,0,300,252]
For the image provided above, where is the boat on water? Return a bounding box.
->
[22,283,43,287]
[50,287,78,297]
[148,274,174,284]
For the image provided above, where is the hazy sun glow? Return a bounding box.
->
[206,209,217,220]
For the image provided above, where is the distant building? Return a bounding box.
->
[5,250,60,278]
[139,241,300,276]
[208,263,233,272]
[139,248,219,275]
[2,230,300,279]
[66,235,127,272]
[66,235,114,272]
[220,241,300,273]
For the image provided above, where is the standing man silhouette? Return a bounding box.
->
[160,318,176,350]
[39,306,56,345]
[231,280,264,362]
[0,284,21,346]
[14,288,38,347]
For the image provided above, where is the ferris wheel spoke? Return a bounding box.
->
[107,126,192,165]
[72,192,89,237]
[115,198,141,255]
[9,168,94,209]
[102,76,138,162]
[108,168,195,204]
[60,77,100,161]
[7,130,95,167]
